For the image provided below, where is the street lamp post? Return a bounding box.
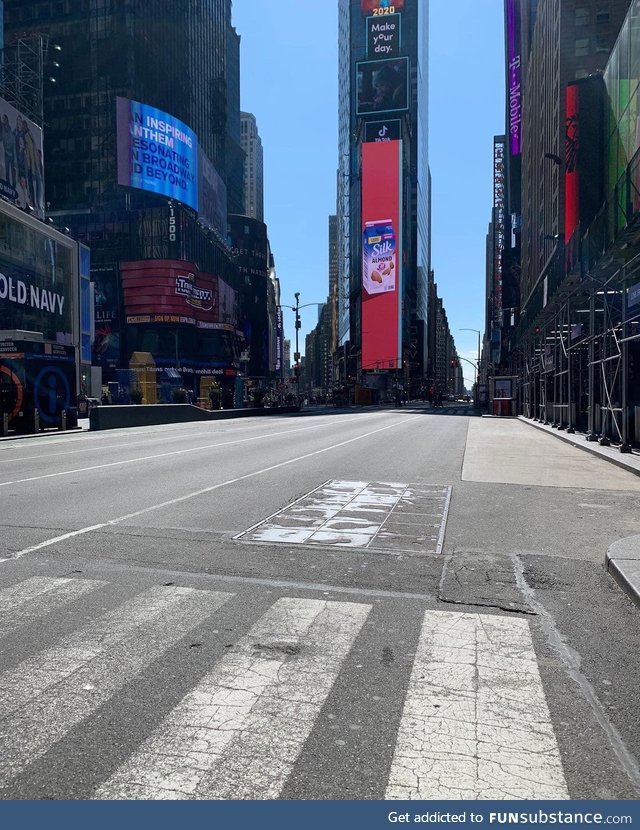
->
[280,295,324,404]
[459,328,481,405]
[294,292,301,400]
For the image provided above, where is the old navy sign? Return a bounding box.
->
[0,272,65,315]
[367,13,401,57]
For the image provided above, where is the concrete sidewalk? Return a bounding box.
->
[519,416,640,477]
[519,416,640,609]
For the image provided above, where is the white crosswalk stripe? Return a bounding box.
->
[386,609,569,800]
[0,577,104,639]
[95,597,372,800]
[0,585,233,786]
[0,577,570,800]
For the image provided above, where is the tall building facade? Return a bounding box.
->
[3,0,247,405]
[337,0,430,395]
[501,0,640,443]
[240,112,264,222]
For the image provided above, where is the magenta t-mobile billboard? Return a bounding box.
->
[506,0,522,157]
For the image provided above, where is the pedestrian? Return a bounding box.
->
[187,389,194,405]
[437,391,443,408]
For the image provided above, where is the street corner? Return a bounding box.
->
[605,535,640,608]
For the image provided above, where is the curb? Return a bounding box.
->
[0,426,84,443]
[518,416,640,479]
[605,537,640,609]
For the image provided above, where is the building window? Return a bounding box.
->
[575,8,590,26]
[575,38,589,56]
[575,68,588,79]
[596,9,610,24]
[595,36,609,53]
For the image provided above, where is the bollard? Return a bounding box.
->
[0,413,8,436]
[59,409,67,431]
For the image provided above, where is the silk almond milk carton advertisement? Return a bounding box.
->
[362,219,396,295]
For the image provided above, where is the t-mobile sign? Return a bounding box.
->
[506,0,522,156]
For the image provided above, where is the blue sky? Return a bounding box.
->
[231,2,505,387]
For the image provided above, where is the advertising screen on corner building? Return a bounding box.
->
[361,140,402,371]
[116,97,198,211]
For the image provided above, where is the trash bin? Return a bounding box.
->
[65,407,78,428]
[492,399,512,417]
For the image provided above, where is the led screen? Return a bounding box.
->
[0,95,45,219]
[356,57,409,116]
[117,97,198,211]
[361,140,402,371]
[506,0,522,156]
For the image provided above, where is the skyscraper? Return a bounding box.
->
[3,0,245,404]
[337,0,430,393]
[240,112,264,222]
[4,0,236,214]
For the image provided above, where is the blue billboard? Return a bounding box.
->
[116,97,198,211]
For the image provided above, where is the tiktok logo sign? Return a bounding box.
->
[364,119,401,143]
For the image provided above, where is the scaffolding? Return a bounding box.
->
[516,252,640,451]
[1,34,50,127]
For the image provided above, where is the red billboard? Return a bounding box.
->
[565,84,580,244]
[361,140,402,371]
[121,260,237,330]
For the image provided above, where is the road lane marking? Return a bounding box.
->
[0,414,385,486]
[0,577,104,639]
[95,597,370,799]
[385,609,569,800]
[0,412,380,466]
[0,585,233,786]
[2,415,420,563]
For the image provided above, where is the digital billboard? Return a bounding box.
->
[121,260,221,329]
[364,119,402,143]
[356,57,409,115]
[0,96,45,219]
[367,13,401,58]
[116,97,198,211]
[361,0,404,14]
[92,265,121,369]
[565,84,580,245]
[506,0,522,157]
[361,140,402,371]
[0,209,74,344]
[493,138,506,321]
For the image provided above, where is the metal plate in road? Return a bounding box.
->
[234,480,452,555]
